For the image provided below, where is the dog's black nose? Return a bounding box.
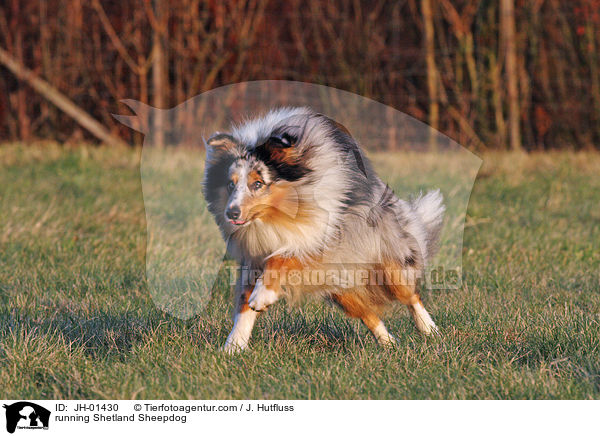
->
[226,206,241,220]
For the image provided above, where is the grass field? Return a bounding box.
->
[1,143,599,399]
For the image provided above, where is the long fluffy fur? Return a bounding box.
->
[203,107,445,307]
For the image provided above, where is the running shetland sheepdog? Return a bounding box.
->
[203,107,445,352]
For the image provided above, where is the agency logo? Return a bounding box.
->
[3,402,50,434]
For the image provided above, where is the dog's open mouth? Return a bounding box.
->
[229,219,247,226]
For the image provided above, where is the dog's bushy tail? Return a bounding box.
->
[411,189,445,260]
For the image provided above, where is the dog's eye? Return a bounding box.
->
[227,181,235,192]
[252,181,263,190]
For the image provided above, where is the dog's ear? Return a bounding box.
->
[318,114,367,177]
[266,132,296,149]
[254,133,308,181]
[332,120,352,138]
[204,133,238,162]
[315,113,353,138]
[261,133,299,166]
[204,133,237,153]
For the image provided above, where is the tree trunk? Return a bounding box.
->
[152,0,168,148]
[422,0,438,148]
[501,0,522,150]
[11,0,30,141]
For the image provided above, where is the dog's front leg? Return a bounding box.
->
[247,272,280,312]
[248,256,298,312]
[223,283,259,353]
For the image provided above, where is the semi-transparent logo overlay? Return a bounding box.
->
[114,81,481,320]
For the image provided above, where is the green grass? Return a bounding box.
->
[0,143,599,399]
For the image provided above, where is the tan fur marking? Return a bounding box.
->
[261,256,304,292]
[247,170,263,185]
[268,145,297,165]
[382,261,421,305]
[207,136,237,153]
[208,138,231,147]
[243,184,308,227]
[332,293,385,337]
[236,286,254,314]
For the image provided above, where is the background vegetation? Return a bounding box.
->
[2,0,600,150]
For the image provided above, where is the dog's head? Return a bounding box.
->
[203,112,314,233]
[202,107,367,256]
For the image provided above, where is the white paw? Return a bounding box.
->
[222,328,250,353]
[221,339,248,354]
[411,303,439,336]
[372,321,397,346]
[422,322,439,336]
[247,278,279,312]
[378,333,398,346]
[221,310,258,354]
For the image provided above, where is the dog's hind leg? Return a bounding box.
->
[407,297,438,335]
[332,293,396,346]
[383,264,438,336]
[223,284,259,353]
